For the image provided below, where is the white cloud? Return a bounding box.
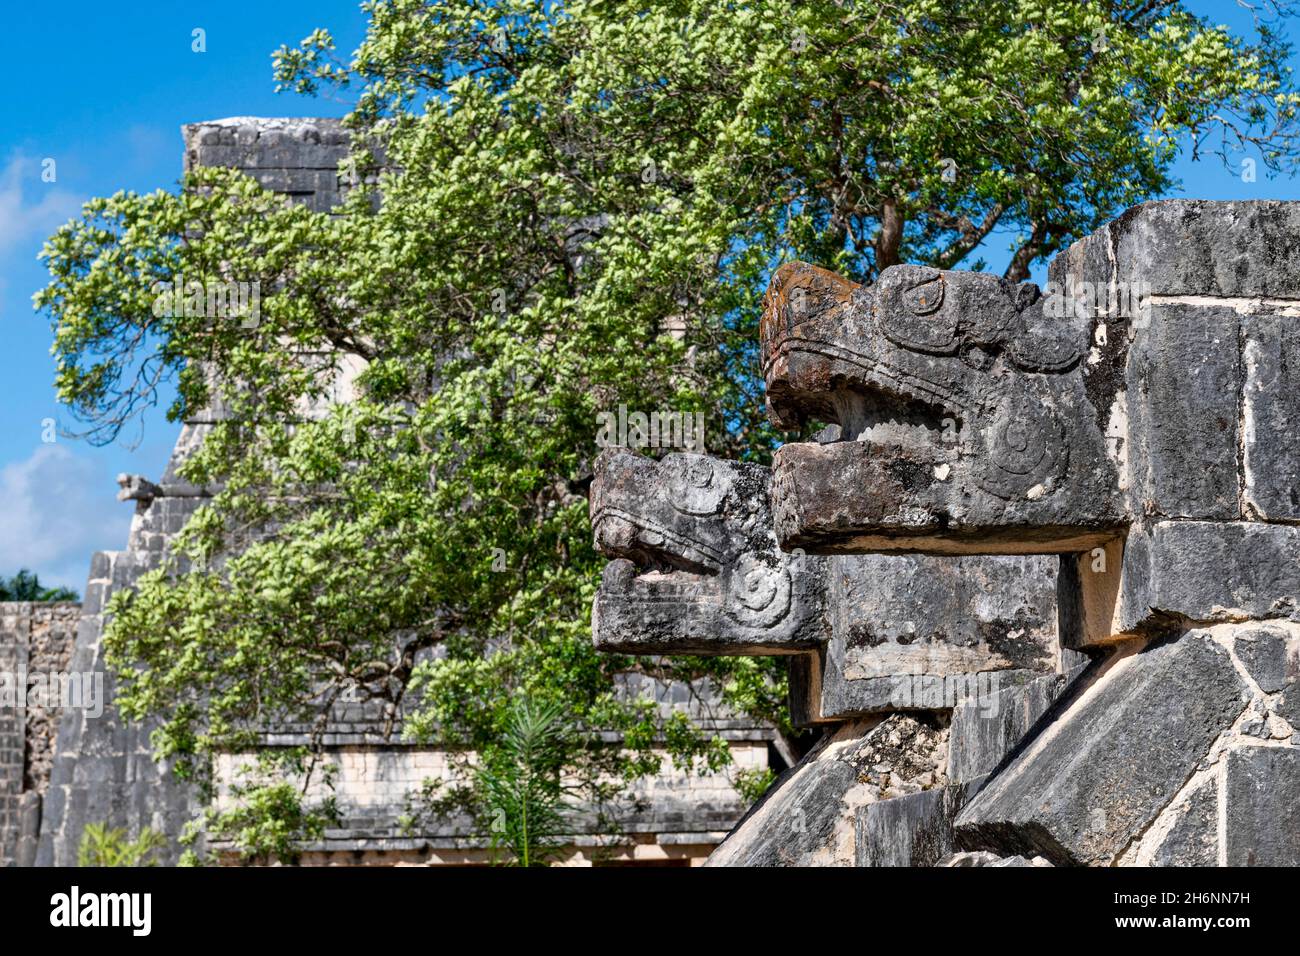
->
[0,153,83,262]
[0,444,131,593]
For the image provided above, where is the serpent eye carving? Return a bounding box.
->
[904,274,944,315]
[725,556,792,628]
[875,265,960,353]
[686,457,713,487]
[978,396,1067,499]
[664,453,728,516]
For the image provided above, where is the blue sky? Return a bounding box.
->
[0,2,366,589]
[1,1,1298,591]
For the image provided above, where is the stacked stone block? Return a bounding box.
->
[591,199,1300,866]
[0,602,79,866]
[183,117,352,213]
[0,609,23,866]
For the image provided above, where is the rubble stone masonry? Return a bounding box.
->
[0,602,79,866]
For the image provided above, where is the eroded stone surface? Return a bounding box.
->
[954,631,1247,866]
[1276,682,1300,730]
[947,664,1089,783]
[705,714,949,866]
[590,448,828,654]
[812,553,1060,721]
[1233,627,1295,694]
[1224,746,1300,865]
[762,261,1122,554]
[0,603,80,867]
[856,781,981,867]
[1125,303,1241,520]
[590,449,1063,721]
[1147,776,1219,867]
[1241,313,1300,520]
[1109,199,1300,299]
[1119,522,1300,630]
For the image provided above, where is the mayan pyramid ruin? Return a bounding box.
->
[4,120,1298,868]
[1,119,775,868]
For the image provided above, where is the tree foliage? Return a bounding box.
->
[0,569,79,602]
[35,0,1299,859]
[77,822,167,867]
[191,749,342,865]
[473,696,573,866]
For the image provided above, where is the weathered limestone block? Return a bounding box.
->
[1112,683,1296,866]
[15,791,42,868]
[1233,626,1297,694]
[1125,303,1242,520]
[1145,776,1219,867]
[855,781,981,866]
[590,448,828,654]
[0,614,23,866]
[0,602,80,867]
[1242,311,1300,520]
[590,449,1063,720]
[1224,745,1300,865]
[831,554,1057,680]
[182,118,351,214]
[1109,199,1300,299]
[1118,522,1300,631]
[705,714,947,866]
[811,554,1061,722]
[946,662,1089,783]
[954,631,1248,865]
[37,557,202,865]
[1276,680,1300,729]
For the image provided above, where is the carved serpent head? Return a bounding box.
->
[761,261,1123,555]
[589,447,827,653]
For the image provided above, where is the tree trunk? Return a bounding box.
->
[875,198,903,272]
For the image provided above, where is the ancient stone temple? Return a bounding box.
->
[591,200,1300,866]
[9,116,1298,868]
[2,118,777,868]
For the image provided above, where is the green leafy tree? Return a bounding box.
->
[35,0,1299,859]
[0,569,79,602]
[77,822,167,866]
[191,749,341,865]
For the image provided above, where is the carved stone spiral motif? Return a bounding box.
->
[725,556,792,628]
[978,396,1067,499]
[666,454,728,516]
[875,266,960,353]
